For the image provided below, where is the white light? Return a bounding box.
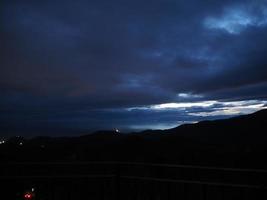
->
[19,142,23,146]
[115,129,120,133]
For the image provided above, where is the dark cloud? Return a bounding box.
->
[1,0,267,136]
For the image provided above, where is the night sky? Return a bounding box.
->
[1,0,267,137]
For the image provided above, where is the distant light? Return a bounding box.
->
[0,140,5,145]
[31,188,35,192]
[115,129,120,133]
[19,142,23,146]
[24,192,33,199]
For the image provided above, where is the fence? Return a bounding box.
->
[1,161,267,200]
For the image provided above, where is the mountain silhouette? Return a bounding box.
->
[1,109,267,168]
[166,109,267,143]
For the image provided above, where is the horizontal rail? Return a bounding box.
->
[122,176,267,189]
[0,173,265,189]
[0,174,116,179]
[1,161,267,173]
[118,162,267,173]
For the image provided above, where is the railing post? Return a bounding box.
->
[202,184,207,200]
[50,178,55,200]
[115,163,121,200]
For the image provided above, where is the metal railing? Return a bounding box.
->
[1,161,267,199]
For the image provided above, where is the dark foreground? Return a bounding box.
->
[1,110,267,199]
[1,161,267,200]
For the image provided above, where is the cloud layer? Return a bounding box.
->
[1,0,267,136]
